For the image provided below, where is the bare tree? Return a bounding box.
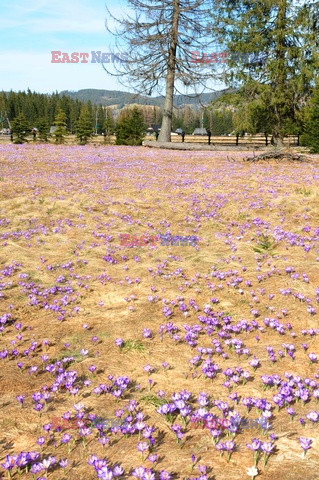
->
[105,0,220,142]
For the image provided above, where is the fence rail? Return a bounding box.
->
[0,133,299,146]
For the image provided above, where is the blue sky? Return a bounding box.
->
[0,0,226,95]
[0,0,133,93]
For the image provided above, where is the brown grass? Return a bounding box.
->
[0,144,319,480]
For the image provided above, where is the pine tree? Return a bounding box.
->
[76,106,94,144]
[36,117,50,142]
[11,112,30,143]
[183,107,197,134]
[115,107,145,145]
[244,85,275,144]
[96,105,106,135]
[53,108,67,144]
[104,108,115,142]
[301,86,319,153]
[212,0,318,146]
[86,101,94,129]
[204,108,233,136]
[70,99,82,134]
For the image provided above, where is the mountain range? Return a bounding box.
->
[59,88,230,109]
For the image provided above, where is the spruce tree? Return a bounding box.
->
[104,108,115,143]
[301,86,319,153]
[115,107,145,146]
[76,106,94,144]
[53,108,67,144]
[36,117,49,142]
[212,0,318,146]
[11,113,30,144]
[96,105,106,135]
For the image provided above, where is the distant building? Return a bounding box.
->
[192,128,207,135]
[146,124,161,134]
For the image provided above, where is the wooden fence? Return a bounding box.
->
[0,134,299,146]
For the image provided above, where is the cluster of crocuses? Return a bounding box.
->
[93,375,131,399]
[246,438,276,467]
[89,455,173,480]
[1,452,68,478]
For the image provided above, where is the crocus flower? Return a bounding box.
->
[1,455,16,474]
[261,442,275,466]
[16,394,25,407]
[159,471,171,480]
[224,440,235,461]
[143,328,152,338]
[137,441,149,460]
[299,437,312,458]
[98,436,109,447]
[306,411,318,423]
[308,353,317,363]
[247,438,262,466]
[247,466,258,480]
[36,436,45,447]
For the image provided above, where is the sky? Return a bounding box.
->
[0,0,226,95]
[0,0,135,93]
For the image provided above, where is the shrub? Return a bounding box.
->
[115,107,145,146]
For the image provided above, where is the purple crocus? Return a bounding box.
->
[247,438,262,466]
[308,353,317,363]
[261,442,275,466]
[137,441,149,461]
[299,437,312,458]
[16,394,25,407]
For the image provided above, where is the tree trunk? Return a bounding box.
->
[265,134,268,146]
[272,0,287,148]
[158,0,180,142]
[272,131,284,147]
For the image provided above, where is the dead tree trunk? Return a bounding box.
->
[158,0,180,142]
[243,150,305,162]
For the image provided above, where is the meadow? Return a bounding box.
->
[0,144,319,480]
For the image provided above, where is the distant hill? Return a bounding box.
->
[59,88,231,109]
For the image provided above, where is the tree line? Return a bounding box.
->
[0,89,163,145]
[2,86,318,151]
[0,88,236,145]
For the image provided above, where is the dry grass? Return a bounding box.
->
[0,144,319,480]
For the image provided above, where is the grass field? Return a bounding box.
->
[0,143,319,480]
